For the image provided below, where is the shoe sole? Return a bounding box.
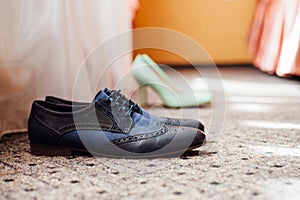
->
[30,138,206,158]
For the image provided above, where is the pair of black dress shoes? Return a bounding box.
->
[28,88,206,158]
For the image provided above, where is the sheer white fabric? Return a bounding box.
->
[0,0,139,138]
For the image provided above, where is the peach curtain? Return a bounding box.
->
[0,0,139,138]
[248,0,300,77]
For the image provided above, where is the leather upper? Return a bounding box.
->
[28,100,134,144]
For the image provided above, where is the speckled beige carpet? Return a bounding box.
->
[1,66,300,200]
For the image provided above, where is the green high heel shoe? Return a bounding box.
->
[132,54,211,108]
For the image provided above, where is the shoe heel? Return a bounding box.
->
[139,85,148,106]
[30,143,73,156]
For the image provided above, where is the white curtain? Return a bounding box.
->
[0,0,139,138]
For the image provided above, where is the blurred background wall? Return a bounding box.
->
[134,0,257,65]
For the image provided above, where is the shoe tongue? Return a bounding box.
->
[131,111,150,126]
[103,88,143,115]
[103,88,110,94]
[93,88,149,126]
[92,90,108,103]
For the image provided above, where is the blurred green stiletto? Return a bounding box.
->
[132,54,211,108]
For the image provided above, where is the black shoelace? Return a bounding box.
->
[105,90,135,116]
